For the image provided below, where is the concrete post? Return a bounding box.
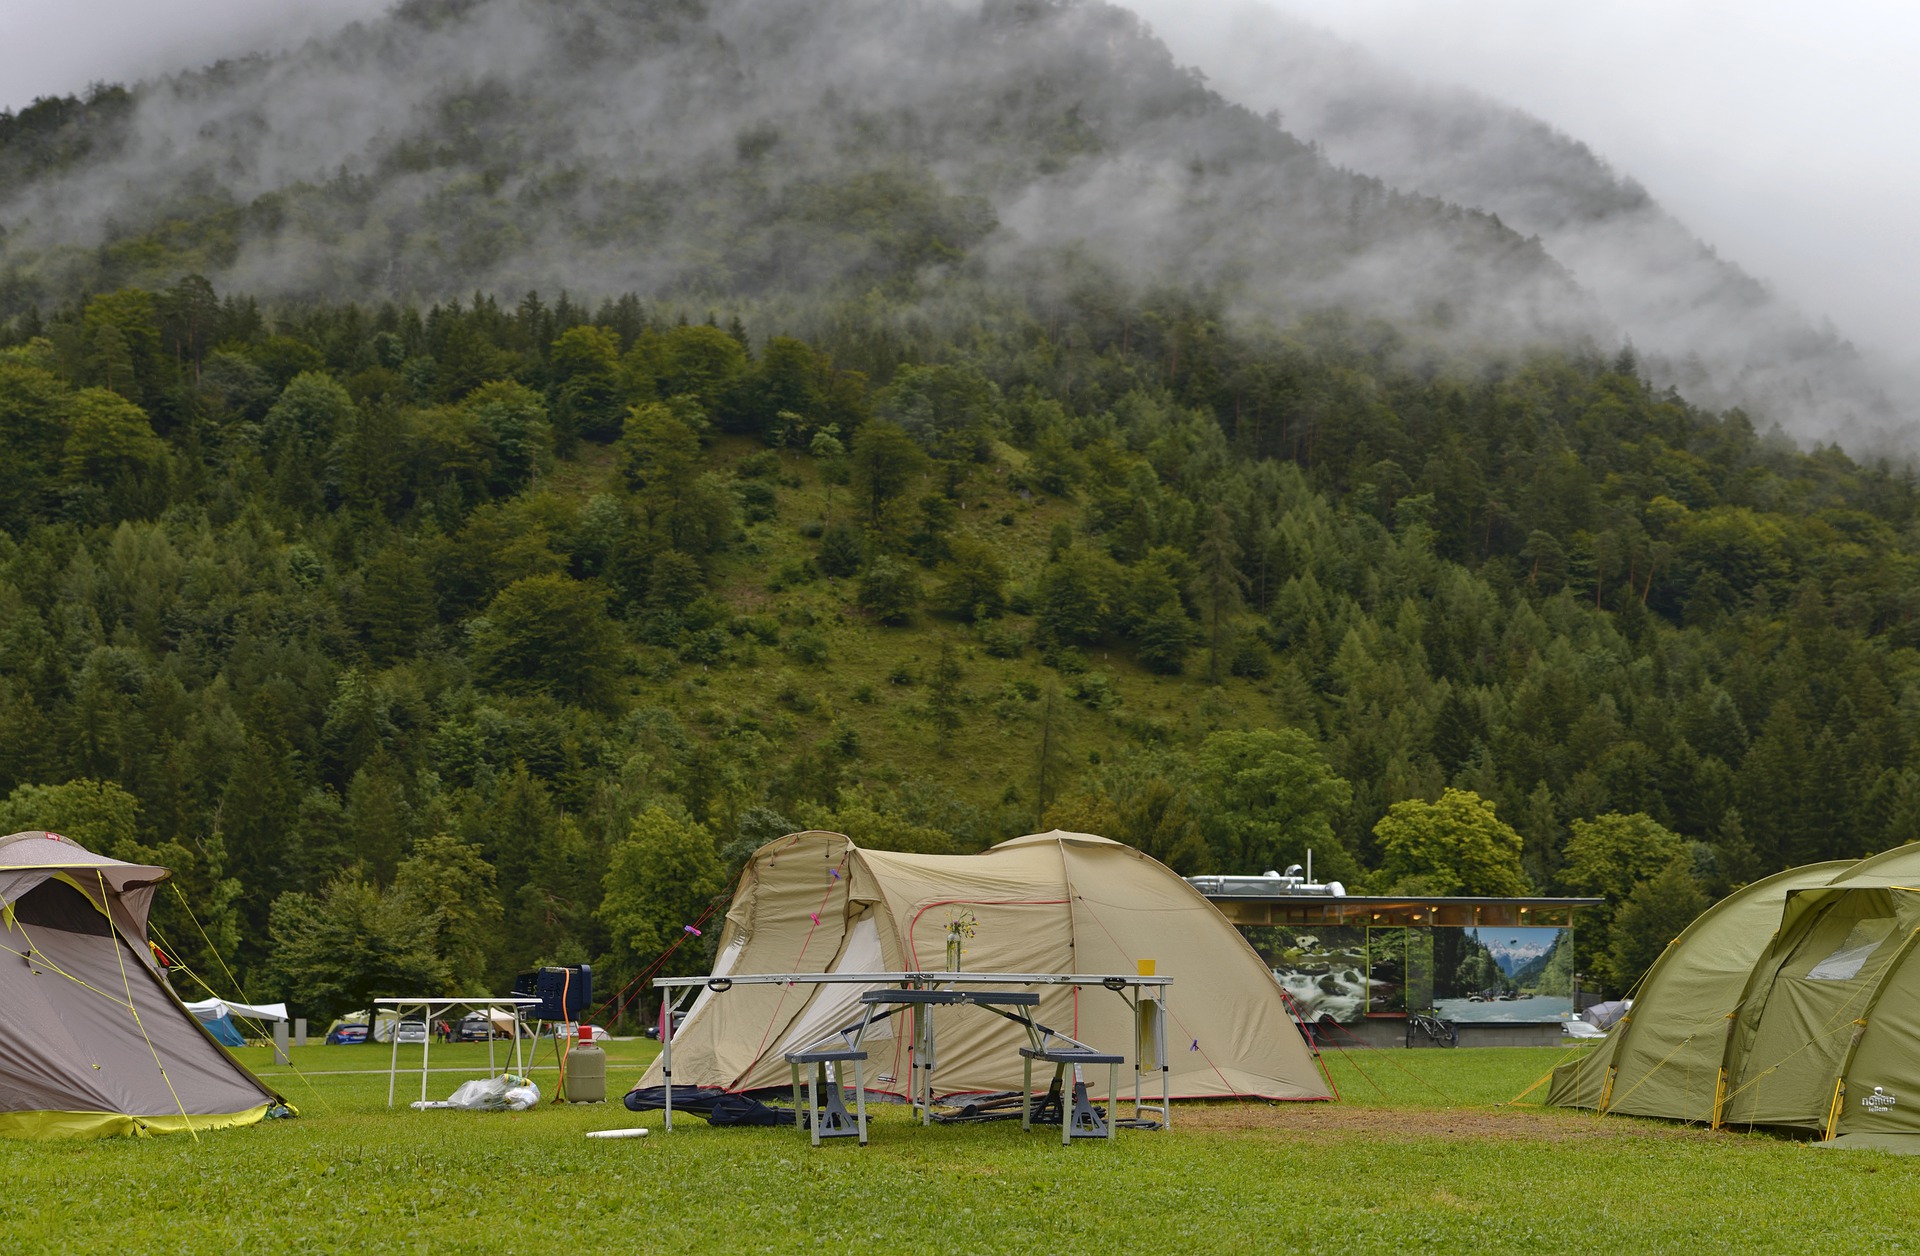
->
[274,1020,291,1065]
[295,1017,308,1047]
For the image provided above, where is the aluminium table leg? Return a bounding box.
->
[387,1007,401,1108]
[809,1063,823,1148]
[1107,1061,1117,1141]
[662,994,674,1132]
[1131,987,1143,1125]
[854,1056,868,1147]
[660,986,689,1132]
[1156,995,1170,1131]
[919,1008,936,1124]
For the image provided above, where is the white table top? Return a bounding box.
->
[373,996,544,1009]
[652,971,1170,989]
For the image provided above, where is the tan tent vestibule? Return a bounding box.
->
[635,829,1335,1103]
[0,830,283,1138]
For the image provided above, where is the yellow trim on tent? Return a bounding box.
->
[0,1103,271,1141]
[1824,1078,1846,1141]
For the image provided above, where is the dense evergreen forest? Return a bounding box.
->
[5,270,1917,1018]
[3,0,1917,1022]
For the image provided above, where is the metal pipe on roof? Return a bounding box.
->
[1185,872,1349,897]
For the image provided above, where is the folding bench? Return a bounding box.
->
[784,1045,868,1147]
[1020,1033,1122,1145]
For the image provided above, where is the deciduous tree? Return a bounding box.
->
[1373,788,1529,896]
[1198,728,1355,881]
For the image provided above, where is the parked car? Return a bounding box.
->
[325,1023,369,1045]
[393,1019,429,1044]
[642,1011,687,1040]
[452,1013,509,1042]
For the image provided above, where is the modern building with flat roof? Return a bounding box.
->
[1187,872,1603,1048]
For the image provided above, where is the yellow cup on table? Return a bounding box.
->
[1136,958,1156,977]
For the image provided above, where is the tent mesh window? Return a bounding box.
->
[10,879,113,936]
[1805,917,1895,982]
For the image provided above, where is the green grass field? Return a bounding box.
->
[2,1040,1913,1253]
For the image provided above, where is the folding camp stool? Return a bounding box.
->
[785,1048,868,1147]
[1020,1041,1122,1145]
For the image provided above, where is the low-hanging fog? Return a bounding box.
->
[0,0,1596,348]
[4,0,1917,450]
[1161,0,1920,367]
[0,0,395,111]
[1124,0,1920,448]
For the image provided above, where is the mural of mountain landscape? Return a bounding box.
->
[1433,926,1575,1023]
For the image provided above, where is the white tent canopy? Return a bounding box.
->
[183,998,289,1024]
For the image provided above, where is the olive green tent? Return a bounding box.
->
[1548,842,1920,1149]
[0,830,283,1138]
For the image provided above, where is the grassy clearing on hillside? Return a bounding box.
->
[3,1041,1913,1253]
[658,436,1287,835]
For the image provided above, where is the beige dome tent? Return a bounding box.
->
[634,830,1333,1102]
[1548,842,1920,1150]
[0,831,283,1138]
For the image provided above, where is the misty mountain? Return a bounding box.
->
[1126,0,1910,450]
[0,0,1595,355]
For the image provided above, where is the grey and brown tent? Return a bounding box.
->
[0,830,283,1138]
[634,830,1334,1102]
[1548,842,1920,1150]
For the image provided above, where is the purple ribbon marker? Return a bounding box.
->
[684,925,702,937]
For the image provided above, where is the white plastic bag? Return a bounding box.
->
[410,1073,542,1111]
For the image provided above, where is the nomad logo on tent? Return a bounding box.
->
[1862,1086,1898,1113]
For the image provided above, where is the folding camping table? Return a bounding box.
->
[377,995,543,1108]
[650,972,1170,1132]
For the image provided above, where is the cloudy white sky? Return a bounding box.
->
[0,0,391,107]
[1228,0,1920,367]
[2,0,1915,364]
